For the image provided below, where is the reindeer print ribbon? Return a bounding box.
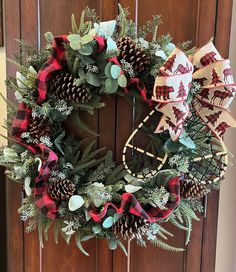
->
[152,42,236,141]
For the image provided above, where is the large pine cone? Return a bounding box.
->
[181,182,208,199]
[49,73,91,103]
[113,214,148,240]
[28,116,51,141]
[48,178,75,201]
[117,37,150,73]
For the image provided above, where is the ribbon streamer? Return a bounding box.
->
[89,176,181,223]
[152,42,236,141]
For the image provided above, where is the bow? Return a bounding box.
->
[152,42,236,141]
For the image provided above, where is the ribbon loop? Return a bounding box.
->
[152,42,236,141]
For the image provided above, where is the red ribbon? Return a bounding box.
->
[89,176,181,223]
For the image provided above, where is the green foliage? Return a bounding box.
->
[168,201,199,245]
[138,15,162,41]
[151,238,185,252]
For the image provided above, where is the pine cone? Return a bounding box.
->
[181,182,208,199]
[48,178,75,201]
[28,116,51,141]
[117,37,150,73]
[49,73,91,103]
[113,214,148,240]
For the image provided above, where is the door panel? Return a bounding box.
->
[5,0,233,271]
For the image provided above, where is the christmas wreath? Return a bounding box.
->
[1,5,235,255]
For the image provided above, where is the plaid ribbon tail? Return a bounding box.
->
[36,35,68,104]
[124,78,147,101]
[89,176,181,223]
[34,144,59,219]
[11,103,37,153]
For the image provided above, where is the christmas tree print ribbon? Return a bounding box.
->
[89,176,181,223]
[152,42,236,141]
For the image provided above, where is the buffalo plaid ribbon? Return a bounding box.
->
[36,35,68,104]
[152,42,236,141]
[11,102,59,218]
[34,144,58,219]
[89,176,181,223]
[11,36,69,218]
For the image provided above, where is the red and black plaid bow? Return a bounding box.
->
[89,176,181,223]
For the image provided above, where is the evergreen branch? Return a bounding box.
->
[183,214,192,245]
[76,232,90,256]
[118,4,129,38]
[151,239,185,252]
[71,14,79,34]
[169,216,189,231]
[158,226,174,237]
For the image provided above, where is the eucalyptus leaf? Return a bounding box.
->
[105,62,112,77]
[78,44,93,55]
[81,56,95,65]
[179,130,196,149]
[155,50,167,60]
[94,20,116,37]
[125,184,142,193]
[86,72,101,87]
[165,42,176,54]
[16,71,27,89]
[106,37,118,52]
[80,34,93,45]
[102,216,114,229]
[118,75,127,87]
[111,65,122,79]
[105,78,118,94]
[68,195,84,211]
[68,34,81,50]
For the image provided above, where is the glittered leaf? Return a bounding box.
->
[165,42,176,54]
[102,216,114,229]
[125,184,142,193]
[94,20,116,37]
[155,50,167,60]
[179,130,196,149]
[68,195,84,211]
[106,37,117,52]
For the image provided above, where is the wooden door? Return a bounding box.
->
[5,1,233,272]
